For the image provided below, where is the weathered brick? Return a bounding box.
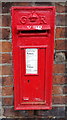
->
[2,53,12,63]
[53,75,66,84]
[0,28,2,39]
[55,52,66,62]
[55,3,66,13]
[0,28,10,40]
[2,2,32,13]
[2,97,13,106]
[0,77,2,86]
[2,87,13,96]
[2,15,11,27]
[2,118,66,120]
[0,2,2,14]
[52,86,63,94]
[0,65,13,75]
[2,76,13,86]
[56,15,67,26]
[2,28,10,39]
[2,2,11,13]
[55,27,66,38]
[52,96,65,104]
[65,96,67,104]
[3,107,65,118]
[0,42,12,53]
[65,75,67,84]
[65,107,67,119]
[55,51,67,63]
[53,64,65,73]
[0,53,12,64]
[36,106,65,117]
[55,40,67,50]
[0,15,2,26]
[65,63,67,73]
[0,53,2,63]
[12,2,32,6]
[65,51,67,61]
[2,42,12,52]
[26,110,34,117]
[3,107,28,117]
[0,42,2,52]
[63,86,67,94]
[0,66,2,76]
[35,2,53,6]
[0,87,2,96]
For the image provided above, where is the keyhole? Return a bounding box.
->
[28,80,30,83]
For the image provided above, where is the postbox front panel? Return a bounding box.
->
[11,7,55,110]
[20,48,45,103]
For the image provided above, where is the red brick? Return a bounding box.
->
[53,64,65,73]
[2,53,12,63]
[12,2,32,6]
[55,40,67,50]
[0,42,2,52]
[2,28,10,40]
[0,53,2,63]
[2,97,13,106]
[0,15,11,27]
[0,77,2,86]
[0,28,2,39]
[0,65,13,75]
[52,96,65,104]
[0,28,10,39]
[2,15,11,27]
[2,87,13,96]
[2,42,12,52]
[52,86,63,94]
[63,86,67,94]
[55,27,65,38]
[55,3,66,13]
[53,75,66,84]
[0,87,2,96]
[56,15,67,26]
[0,66,2,76]
[2,76,13,86]
[0,15,2,26]
[0,53,12,64]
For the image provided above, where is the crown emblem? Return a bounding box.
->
[28,12,38,22]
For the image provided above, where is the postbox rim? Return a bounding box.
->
[11,6,55,11]
[11,6,55,110]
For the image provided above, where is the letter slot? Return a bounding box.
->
[17,25,50,36]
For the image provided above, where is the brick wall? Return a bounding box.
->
[0,2,67,120]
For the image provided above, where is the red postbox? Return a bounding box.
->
[11,7,55,110]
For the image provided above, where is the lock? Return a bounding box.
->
[11,6,55,110]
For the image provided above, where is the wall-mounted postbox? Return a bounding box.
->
[11,7,55,110]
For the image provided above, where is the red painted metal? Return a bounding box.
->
[11,6,55,110]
